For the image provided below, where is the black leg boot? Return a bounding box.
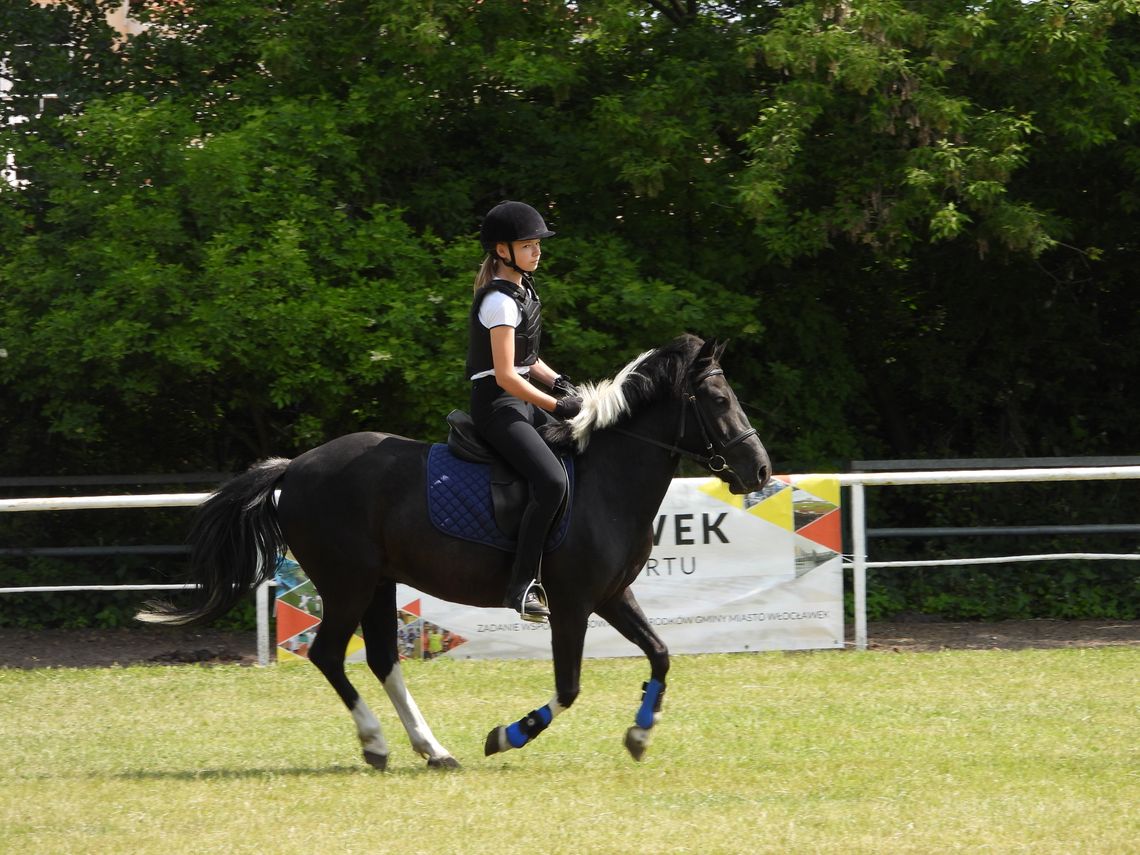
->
[503,497,553,622]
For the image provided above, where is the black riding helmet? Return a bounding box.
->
[480,201,556,274]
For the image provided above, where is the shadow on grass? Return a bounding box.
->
[109,762,464,781]
[112,765,365,781]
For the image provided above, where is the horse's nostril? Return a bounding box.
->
[757,466,769,487]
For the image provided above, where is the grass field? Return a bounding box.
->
[1,648,1136,854]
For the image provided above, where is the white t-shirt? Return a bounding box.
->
[478,289,522,329]
[470,290,530,380]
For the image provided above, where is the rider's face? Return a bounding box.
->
[497,239,542,272]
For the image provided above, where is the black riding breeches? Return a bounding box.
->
[471,378,568,577]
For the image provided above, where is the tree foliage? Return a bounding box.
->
[1,0,1138,623]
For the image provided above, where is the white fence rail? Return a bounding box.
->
[0,491,281,665]
[3,465,1139,659]
[0,494,206,512]
[835,466,1140,649]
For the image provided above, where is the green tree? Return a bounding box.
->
[2,0,1138,626]
[3,0,1137,470]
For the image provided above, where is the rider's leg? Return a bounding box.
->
[476,403,568,619]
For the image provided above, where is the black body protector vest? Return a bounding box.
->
[466,278,543,379]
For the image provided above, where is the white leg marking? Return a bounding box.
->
[351,698,389,757]
[382,666,452,761]
[493,726,510,754]
[546,694,567,721]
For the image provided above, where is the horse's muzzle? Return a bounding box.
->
[754,463,771,491]
[725,462,770,495]
[726,437,771,494]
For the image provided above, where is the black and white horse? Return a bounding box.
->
[139,335,771,767]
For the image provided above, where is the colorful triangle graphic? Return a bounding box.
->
[345,634,366,658]
[274,554,308,594]
[699,479,744,509]
[748,482,794,531]
[791,475,840,506]
[796,509,842,552]
[276,600,320,642]
[794,536,838,577]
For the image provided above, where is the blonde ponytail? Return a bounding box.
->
[473,254,497,294]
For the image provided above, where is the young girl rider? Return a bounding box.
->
[467,201,583,622]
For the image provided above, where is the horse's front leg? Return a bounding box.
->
[484,607,588,757]
[595,588,669,761]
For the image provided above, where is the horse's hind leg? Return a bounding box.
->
[359,582,458,769]
[306,581,392,770]
[595,588,670,761]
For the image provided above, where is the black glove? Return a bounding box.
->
[551,375,580,398]
[552,395,583,420]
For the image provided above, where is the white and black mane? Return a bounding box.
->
[542,334,725,455]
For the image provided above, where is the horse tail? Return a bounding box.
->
[136,457,291,626]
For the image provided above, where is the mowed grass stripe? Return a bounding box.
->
[1,648,1135,854]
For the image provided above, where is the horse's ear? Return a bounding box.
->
[696,337,727,365]
[696,337,716,363]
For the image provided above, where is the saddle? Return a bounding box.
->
[425,410,571,551]
[445,410,502,466]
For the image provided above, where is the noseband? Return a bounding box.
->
[614,365,759,478]
[684,367,760,472]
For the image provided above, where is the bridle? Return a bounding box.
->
[613,365,759,476]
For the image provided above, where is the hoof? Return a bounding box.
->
[484,726,506,757]
[362,750,389,771]
[427,755,461,770]
[624,726,650,761]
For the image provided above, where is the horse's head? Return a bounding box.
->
[681,338,771,495]
[543,334,771,494]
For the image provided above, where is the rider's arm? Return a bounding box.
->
[529,359,559,389]
[489,326,558,412]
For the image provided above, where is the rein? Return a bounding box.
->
[612,366,758,476]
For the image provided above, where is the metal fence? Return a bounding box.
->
[3,463,1139,660]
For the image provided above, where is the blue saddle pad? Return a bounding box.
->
[426,444,573,552]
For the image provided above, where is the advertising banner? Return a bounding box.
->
[275,475,844,662]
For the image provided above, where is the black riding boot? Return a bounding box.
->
[504,499,552,622]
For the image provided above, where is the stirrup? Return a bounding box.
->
[518,579,549,623]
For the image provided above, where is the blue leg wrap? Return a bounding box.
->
[505,705,554,749]
[635,679,666,730]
